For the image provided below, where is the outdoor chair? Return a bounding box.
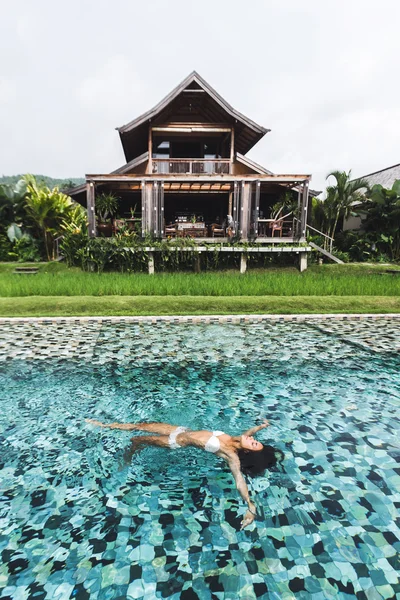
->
[210,223,225,237]
[270,219,283,237]
[165,223,177,237]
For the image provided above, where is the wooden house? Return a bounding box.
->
[69,72,313,271]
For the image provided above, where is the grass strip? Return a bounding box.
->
[2,265,400,297]
[1,295,400,317]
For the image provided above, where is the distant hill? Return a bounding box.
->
[0,175,84,189]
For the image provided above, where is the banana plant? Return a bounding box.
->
[362,180,400,260]
[25,178,75,260]
[0,178,28,240]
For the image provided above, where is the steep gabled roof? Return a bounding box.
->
[117,71,270,161]
[352,162,400,189]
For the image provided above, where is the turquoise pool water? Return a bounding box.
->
[0,319,400,599]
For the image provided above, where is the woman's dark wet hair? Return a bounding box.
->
[238,444,284,477]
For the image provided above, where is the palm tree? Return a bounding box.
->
[325,170,370,251]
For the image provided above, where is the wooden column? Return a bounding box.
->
[229,127,235,174]
[295,185,302,239]
[143,182,153,236]
[141,181,146,237]
[300,180,309,241]
[87,181,96,238]
[240,182,251,240]
[148,252,155,275]
[147,124,153,174]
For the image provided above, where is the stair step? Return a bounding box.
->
[13,267,39,274]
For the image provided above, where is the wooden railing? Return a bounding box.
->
[152,159,230,175]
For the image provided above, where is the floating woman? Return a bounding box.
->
[86,418,283,529]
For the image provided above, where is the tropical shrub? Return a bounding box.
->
[25,179,75,260]
[0,179,28,230]
[0,234,13,261]
[362,180,400,261]
[13,235,41,262]
[333,230,389,262]
[60,204,88,266]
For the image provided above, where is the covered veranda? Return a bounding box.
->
[84,174,311,243]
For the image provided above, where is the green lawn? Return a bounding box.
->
[0,295,399,317]
[1,262,400,298]
[1,262,399,316]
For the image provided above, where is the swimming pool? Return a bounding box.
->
[1,317,400,599]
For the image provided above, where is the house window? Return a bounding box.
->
[153,141,170,159]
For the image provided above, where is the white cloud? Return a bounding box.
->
[0,78,16,105]
[77,55,149,124]
[1,0,400,189]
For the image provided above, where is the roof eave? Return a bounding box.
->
[116,71,269,136]
[236,152,273,175]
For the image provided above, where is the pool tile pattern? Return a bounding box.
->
[1,316,400,599]
[308,317,400,353]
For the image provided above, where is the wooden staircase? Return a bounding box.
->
[309,242,344,264]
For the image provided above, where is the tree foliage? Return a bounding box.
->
[361,180,400,261]
[25,178,76,260]
[324,170,370,249]
[0,174,84,189]
[0,178,28,228]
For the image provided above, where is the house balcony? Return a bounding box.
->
[152,159,230,175]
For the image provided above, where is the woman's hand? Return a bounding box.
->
[240,508,256,530]
[240,502,257,529]
[260,419,270,429]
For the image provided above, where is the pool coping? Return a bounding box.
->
[1,313,400,325]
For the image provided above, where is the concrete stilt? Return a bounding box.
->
[299,252,308,272]
[194,253,201,273]
[240,254,247,274]
[148,252,155,275]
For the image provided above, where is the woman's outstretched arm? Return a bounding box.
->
[242,419,270,437]
[225,453,257,529]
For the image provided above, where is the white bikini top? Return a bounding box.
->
[204,431,225,453]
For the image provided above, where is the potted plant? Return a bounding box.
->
[96,192,119,236]
[127,203,141,232]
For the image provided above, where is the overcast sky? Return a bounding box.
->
[1,0,399,190]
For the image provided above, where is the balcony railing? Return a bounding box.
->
[152,159,230,175]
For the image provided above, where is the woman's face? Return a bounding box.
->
[241,435,263,452]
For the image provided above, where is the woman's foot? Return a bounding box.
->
[85,418,106,427]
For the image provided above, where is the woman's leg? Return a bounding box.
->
[123,434,171,463]
[86,419,182,434]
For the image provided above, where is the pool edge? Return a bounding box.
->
[1,313,400,325]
